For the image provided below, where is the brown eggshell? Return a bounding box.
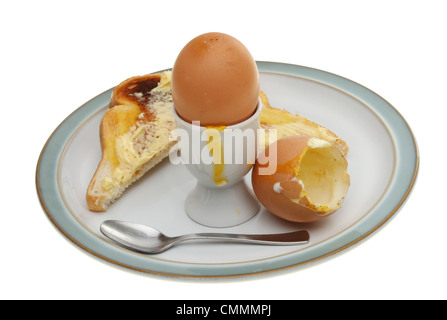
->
[252,135,346,223]
[171,32,260,126]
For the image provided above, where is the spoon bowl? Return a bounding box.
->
[100,220,309,254]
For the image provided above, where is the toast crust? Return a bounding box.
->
[110,74,161,109]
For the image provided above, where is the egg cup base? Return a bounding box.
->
[185,180,260,228]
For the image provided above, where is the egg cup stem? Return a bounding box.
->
[184,180,260,228]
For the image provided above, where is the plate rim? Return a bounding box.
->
[36,61,419,278]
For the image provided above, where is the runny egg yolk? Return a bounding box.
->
[205,126,228,186]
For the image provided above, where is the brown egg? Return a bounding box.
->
[252,135,350,223]
[171,32,260,126]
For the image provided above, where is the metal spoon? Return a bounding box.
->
[100,220,309,254]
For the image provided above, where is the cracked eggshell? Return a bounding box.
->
[251,135,350,223]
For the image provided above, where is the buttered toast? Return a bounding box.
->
[86,71,348,211]
[258,91,348,157]
[86,72,176,211]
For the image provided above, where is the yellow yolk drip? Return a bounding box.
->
[205,126,228,186]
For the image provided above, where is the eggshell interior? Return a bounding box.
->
[252,135,350,223]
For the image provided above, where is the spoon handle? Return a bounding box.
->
[180,230,309,245]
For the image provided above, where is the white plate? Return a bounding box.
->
[36,62,419,278]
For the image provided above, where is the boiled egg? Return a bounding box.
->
[252,135,350,223]
[171,32,260,126]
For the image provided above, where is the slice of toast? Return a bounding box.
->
[86,71,348,211]
[258,91,349,157]
[86,72,176,211]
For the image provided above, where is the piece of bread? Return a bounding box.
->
[86,71,348,211]
[86,72,176,211]
[258,91,349,157]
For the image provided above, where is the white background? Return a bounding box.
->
[1,0,445,300]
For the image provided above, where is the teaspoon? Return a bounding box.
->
[100,220,309,254]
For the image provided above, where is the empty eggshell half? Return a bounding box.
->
[252,135,350,223]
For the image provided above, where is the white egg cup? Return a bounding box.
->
[172,99,262,228]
